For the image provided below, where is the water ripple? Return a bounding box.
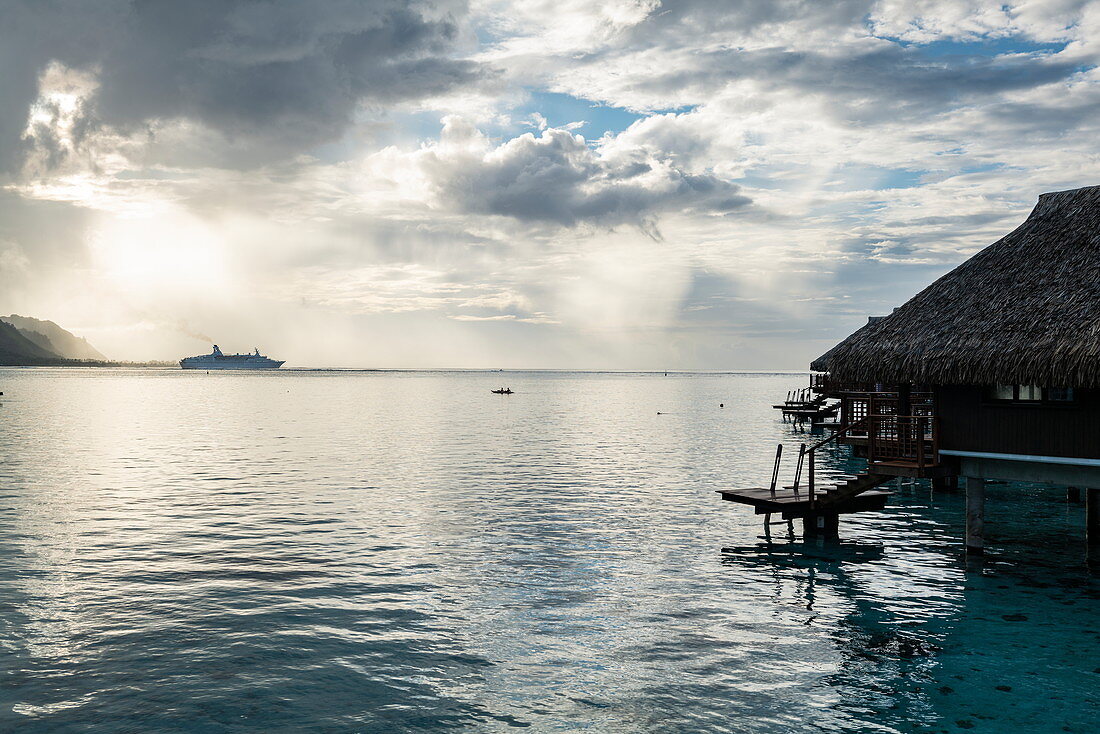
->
[0,369,1097,732]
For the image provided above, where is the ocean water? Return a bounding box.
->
[0,368,1097,733]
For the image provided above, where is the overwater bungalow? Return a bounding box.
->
[722,184,1100,553]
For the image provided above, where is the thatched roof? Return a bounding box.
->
[810,316,884,373]
[822,185,1100,388]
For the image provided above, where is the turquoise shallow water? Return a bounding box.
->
[0,369,1097,732]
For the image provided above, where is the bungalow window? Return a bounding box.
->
[988,385,1075,403]
[1018,385,1042,402]
[1047,387,1075,402]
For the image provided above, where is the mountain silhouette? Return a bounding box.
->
[0,315,107,365]
[1,314,107,360]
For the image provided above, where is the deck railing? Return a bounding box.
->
[789,417,870,506]
[809,372,831,393]
[839,392,933,440]
[766,395,941,512]
[811,374,883,397]
[867,415,938,469]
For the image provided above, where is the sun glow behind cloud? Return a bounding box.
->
[90,214,231,297]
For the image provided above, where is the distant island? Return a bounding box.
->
[0,314,172,367]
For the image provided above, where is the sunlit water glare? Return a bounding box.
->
[0,369,1097,732]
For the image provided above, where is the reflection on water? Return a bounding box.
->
[0,369,1096,732]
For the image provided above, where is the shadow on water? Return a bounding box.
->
[725,537,948,724]
[704,394,1100,732]
[715,483,1100,733]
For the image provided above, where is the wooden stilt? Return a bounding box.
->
[1087,488,1100,548]
[933,475,959,492]
[966,477,986,555]
[802,513,839,540]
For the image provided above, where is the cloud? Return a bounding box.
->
[4,1,1100,368]
[417,116,750,228]
[867,0,1094,43]
[0,0,489,173]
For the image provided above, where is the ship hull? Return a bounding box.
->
[180,360,285,370]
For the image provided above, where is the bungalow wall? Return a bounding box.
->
[935,386,1100,460]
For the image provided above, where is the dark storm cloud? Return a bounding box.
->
[0,0,485,172]
[0,2,119,173]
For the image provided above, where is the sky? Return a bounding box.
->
[1,0,1098,368]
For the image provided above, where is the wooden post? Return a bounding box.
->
[808,448,815,508]
[897,384,911,462]
[917,416,925,471]
[792,443,806,493]
[933,475,958,492]
[1087,488,1100,548]
[897,384,911,416]
[802,513,839,540]
[966,477,986,555]
[867,395,877,466]
[769,444,783,496]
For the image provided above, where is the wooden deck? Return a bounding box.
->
[871,460,954,478]
[716,486,892,519]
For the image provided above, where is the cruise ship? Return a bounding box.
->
[179,345,285,370]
